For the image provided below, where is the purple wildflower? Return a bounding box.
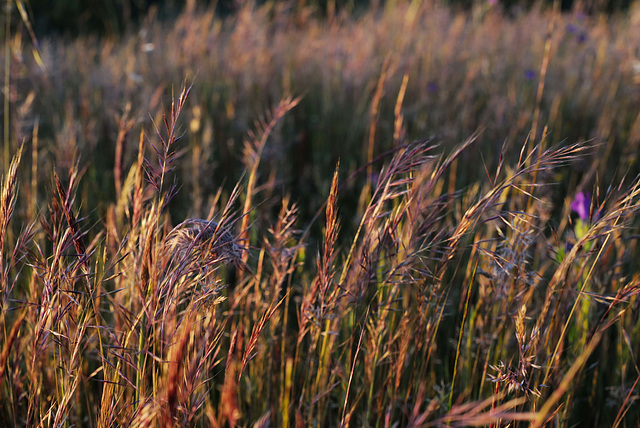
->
[524,69,536,81]
[370,172,380,188]
[427,81,438,93]
[565,241,574,253]
[571,191,591,220]
[566,23,587,43]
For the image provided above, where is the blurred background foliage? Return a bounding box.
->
[2,0,640,235]
[8,0,637,37]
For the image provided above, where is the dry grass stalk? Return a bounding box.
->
[301,163,340,333]
[240,95,302,269]
[0,143,23,291]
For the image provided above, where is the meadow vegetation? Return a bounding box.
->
[2,0,640,426]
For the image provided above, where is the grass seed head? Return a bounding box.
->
[164,218,243,270]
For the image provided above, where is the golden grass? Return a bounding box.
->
[1,1,640,427]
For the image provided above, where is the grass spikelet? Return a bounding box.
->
[0,143,23,290]
[54,170,89,272]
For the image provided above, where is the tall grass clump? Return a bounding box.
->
[2,0,640,426]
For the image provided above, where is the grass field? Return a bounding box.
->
[2,1,640,426]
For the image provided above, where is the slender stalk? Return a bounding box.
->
[449,259,478,410]
[3,0,11,171]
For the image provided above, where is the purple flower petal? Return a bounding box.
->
[524,69,537,81]
[566,23,578,34]
[570,191,591,220]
